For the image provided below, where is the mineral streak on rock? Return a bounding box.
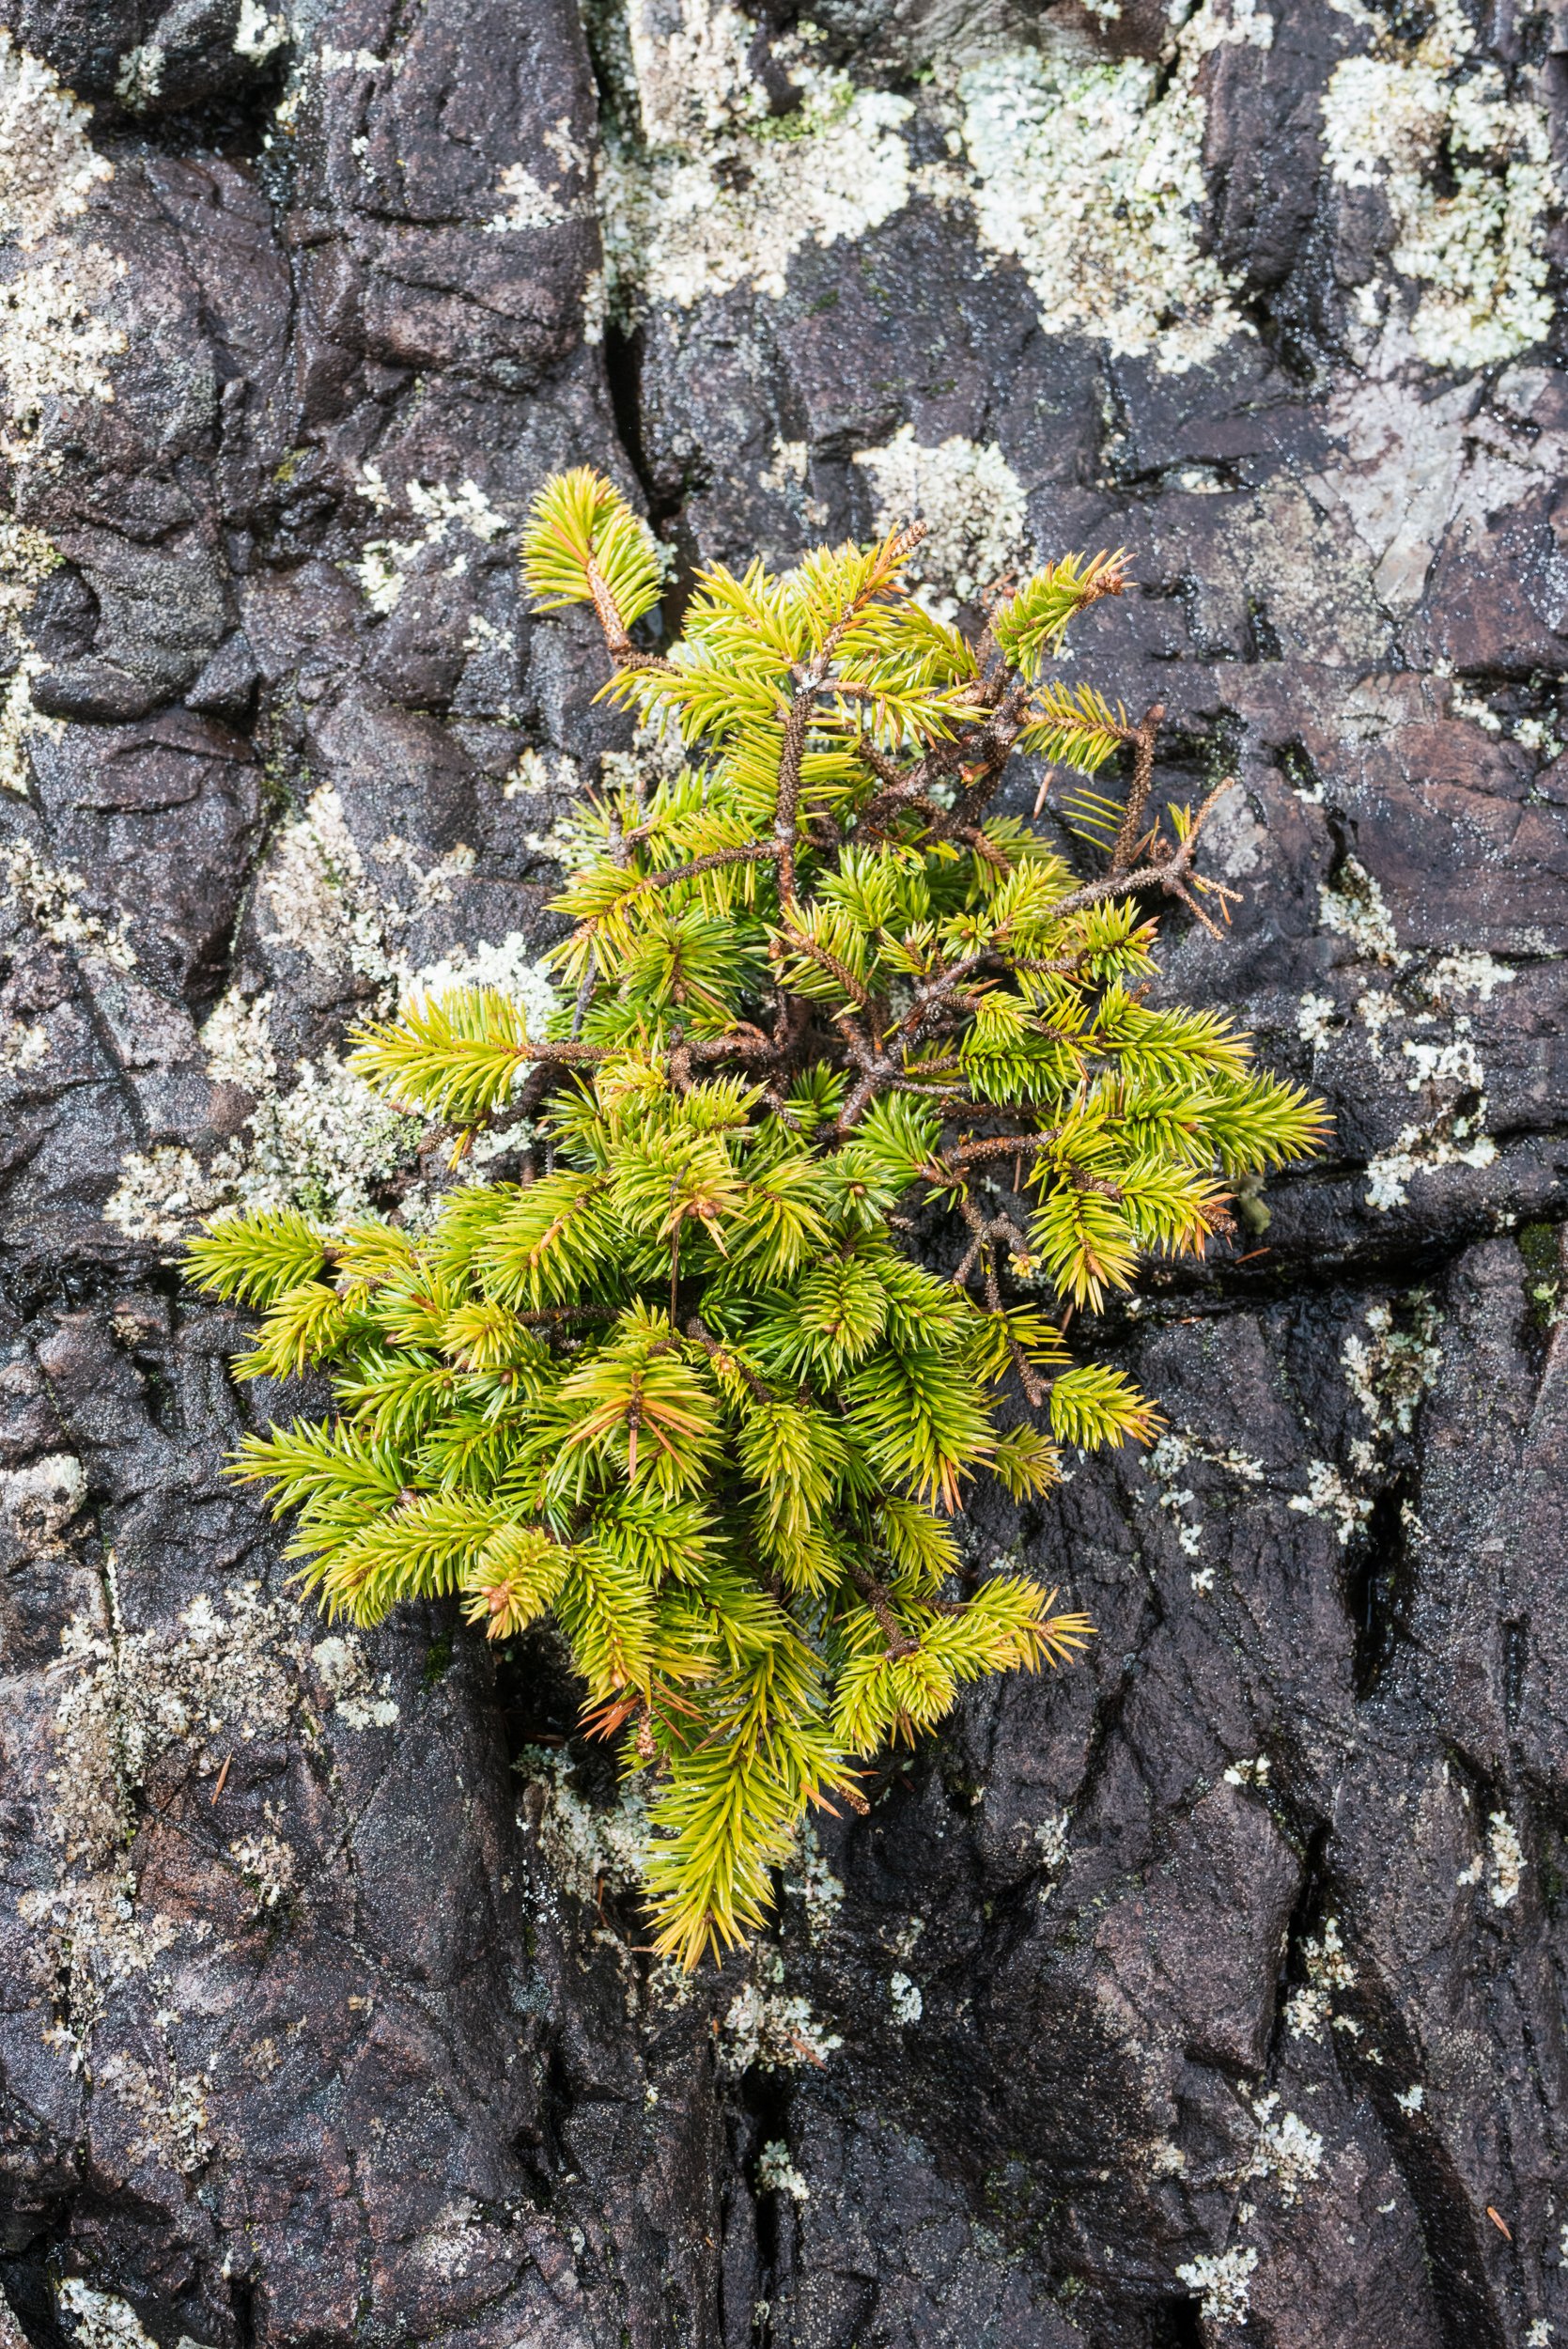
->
[0,1,1563,2344]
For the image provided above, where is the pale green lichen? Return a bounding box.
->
[954,0,1274,373]
[23,1569,399,2173]
[721,1948,842,2072]
[1319,854,1405,968]
[102,782,558,1239]
[0,34,125,467]
[114,45,164,111]
[518,1744,653,1909]
[0,515,64,796]
[850,427,1028,610]
[757,2140,811,2201]
[782,1819,845,1943]
[1321,0,1557,370]
[3,839,135,968]
[310,1633,400,1729]
[599,6,913,315]
[0,30,111,245]
[1284,1916,1355,2046]
[1139,1424,1264,1581]
[889,1968,923,2024]
[56,2283,160,2349]
[1341,1292,1441,1460]
[1175,2247,1257,2328]
[0,1450,85,1554]
[1244,2094,1325,2205]
[348,472,509,616]
[234,2,289,63]
[1487,1811,1523,1909]
[1287,1457,1373,1546]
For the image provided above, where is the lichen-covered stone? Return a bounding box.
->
[0,2,1563,2343]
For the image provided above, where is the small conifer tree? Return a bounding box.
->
[189,469,1324,1966]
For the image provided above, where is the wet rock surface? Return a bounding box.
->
[0,1,1565,2342]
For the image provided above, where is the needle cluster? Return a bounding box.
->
[189,469,1324,1966]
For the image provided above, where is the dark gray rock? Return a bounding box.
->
[0,1,1564,2344]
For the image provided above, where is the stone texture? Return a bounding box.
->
[0,2,1564,2344]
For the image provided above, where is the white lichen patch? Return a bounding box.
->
[0,240,126,459]
[1288,1457,1373,1545]
[600,4,912,313]
[889,1969,923,2025]
[1419,951,1517,1006]
[757,2139,811,2201]
[1141,1425,1264,1566]
[721,1951,843,2073]
[851,428,1028,611]
[1487,1811,1523,1909]
[1245,2093,1325,2204]
[1296,991,1339,1049]
[1175,2246,1257,2327]
[406,930,559,1036]
[3,839,135,968]
[0,512,65,794]
[235,3,289,64]
[1320,1,1557,369]
[1033,1810,1070,1875]
[0,30,111,246]
[1284,1983,1330,2041]
[1286,1914,1356,2039]
[481,148,591,235]
[96,2045,213,2173]
[1319,855,1406,968]
[1342,1294,1442,1441]
[56,2282,160,2349]
[23,1577,398,2106]
[783,1820,845,1943]
[485,158,592,233]
[1394,2081,1424,2114]
[311,1634,399,1731]
[1223,1756,1270,1789]
[414,2198,495,2282]
[348,474,508,616]
[45,1584,298,1871]
[0,1450,85,1555]
[955,1,1273,374]
[114,45,164,111]
[258,785,398,980]
[227,1828,297,1909]
[1364,1112,1498,1213]
[21,1583,296,2084]
[105,783,557,1239]
[104,1050,426,1241]
[518,1745,652,1908]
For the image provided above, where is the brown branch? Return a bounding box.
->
[779,921,869,1007]
[1028,778,1240,934]
[572,844,782,941]
[851,732,908,791]
[847,1562,919,1659]
[1110,701,1166,873]
[685,1315,772,1404]
[516,1305,619,1326]
[951,1131,1062,1167]
[583,552,631,656]
[773,688,814,907]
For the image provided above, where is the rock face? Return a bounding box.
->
[0,1,1564,2342]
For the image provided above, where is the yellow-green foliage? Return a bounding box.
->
[190,471,1324,1967]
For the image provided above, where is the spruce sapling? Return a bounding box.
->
[189,468,1326,1966]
